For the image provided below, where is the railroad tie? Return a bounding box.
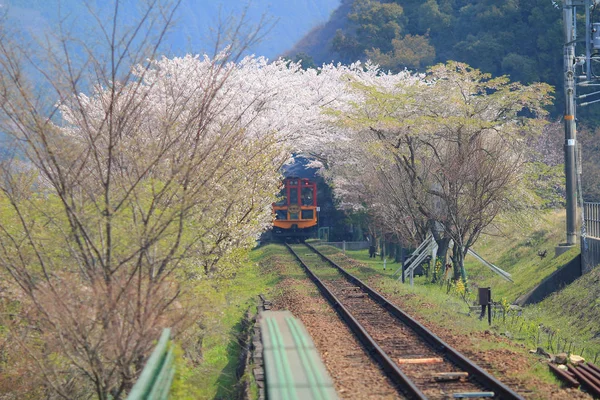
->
[397,357,443,364]
[345,293,366,298]
[452,392,495,398]
[432,372,469,382]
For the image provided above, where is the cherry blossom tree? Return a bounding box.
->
[0,2,295,398]
[323,62,552,282]
[0,2,428,394]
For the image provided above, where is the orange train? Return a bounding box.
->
[272,177,318,240]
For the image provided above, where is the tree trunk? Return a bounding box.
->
[451,242,468,283]
[459,249,467,283]
[451,241,462,281]
[387,241,396,260]
[395,243,402,263]
[436,237,450,264]
[428,219,449,264]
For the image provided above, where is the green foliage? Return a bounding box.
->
[417,0,453,34]
[286,52,317,70]
[332,0,406,63]
[348,0,406,53]
[580,125,600,202]
[501,53,540,84]
[500,297,510,323]
[366,34,435,71]
[537,265,600,348]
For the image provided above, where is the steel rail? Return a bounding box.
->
[303,242,524,400]
[285,243,427,400]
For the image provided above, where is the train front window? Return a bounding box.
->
[275,210,287,220]
[289,188,298,204]
[301,187,313,206]
[301,210,314,220]
[289,212,299,220]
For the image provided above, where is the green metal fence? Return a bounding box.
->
[127,328,175,400]
[261,311,337,400]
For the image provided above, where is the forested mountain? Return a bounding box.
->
[288,0,562,90]
[286,0,600,202]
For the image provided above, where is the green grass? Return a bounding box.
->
[170,244,316,399]
[333,211,577,305]
[462,210,579,301]
[170,247,281,399]
[456,210,600,360]
[538,264,600,337]
[527,265,600,358]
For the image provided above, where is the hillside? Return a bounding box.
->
[284,0,353,64]
[285,1,562,83]
[460,222,599,360]
[427,209,599,356]
[538,265,600,345]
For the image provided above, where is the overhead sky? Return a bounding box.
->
[4,0,341,59]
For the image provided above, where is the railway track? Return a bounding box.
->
[286,242,525,400]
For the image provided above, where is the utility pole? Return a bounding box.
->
[557,0,600,256]
[561,0,578,250]
[556,0,600,266]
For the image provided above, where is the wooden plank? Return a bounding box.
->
[432,372,469,382]
[397,357,444,364]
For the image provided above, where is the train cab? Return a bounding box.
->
[272,177,318,239]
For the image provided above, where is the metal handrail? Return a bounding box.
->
[127,328,175,400]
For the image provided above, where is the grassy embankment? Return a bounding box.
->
[170,248,281,399]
